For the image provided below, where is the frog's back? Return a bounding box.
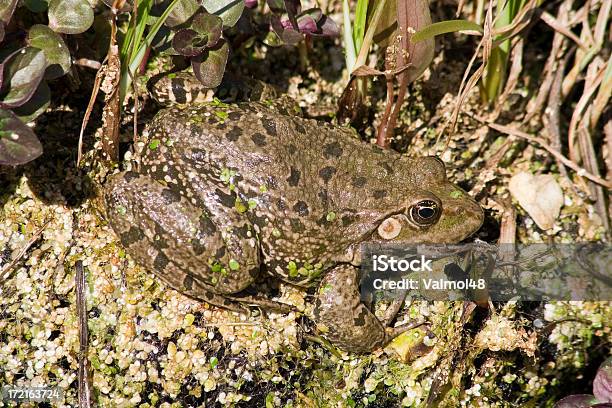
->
[142,101,410,212]
[139,102,420,273]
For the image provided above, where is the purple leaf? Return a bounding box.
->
[299,7,322,21]
[553,395,599,408]
[13,80,51,123]
[27,24,71,80]
[315,14,339,37]
[201,0,244,27]
[278,8,339,39]
[192,12,223,46]
[284,0,300,30]
[172,13,223,57]
[0,0,18,23]
[244,0,258,8]
[296,9,339,37]
[173,29,209,57]
[0,47,48,109]
[192,39,229,88]
[0,108,43,166]
[296,14,317,34]
[270,15,302,45]
[165,0,199,27]
[48,0,94,34]
[594,357,612,403]
[266,0,286,13]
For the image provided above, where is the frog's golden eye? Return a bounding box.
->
[409,200,441,226]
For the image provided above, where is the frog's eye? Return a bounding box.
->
[409,200,441,227]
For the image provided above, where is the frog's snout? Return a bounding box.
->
[443,193,484,242]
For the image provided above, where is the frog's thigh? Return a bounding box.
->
[105,172,260,299]
[313,265,387,353]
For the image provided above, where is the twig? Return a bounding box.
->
[605,123,612,222]
[525,0,572,121]
[539,11,588,49]
[444,0,492,136]
[481,121,612,189]
[0,222,48,282]
[561,0,601,98]
[74,58,103,70]
[542,49,574,190]
[576,55,610,232]
[201,322,260,327]
[76,260,93,408]
[577,125,610,232]
[567,63,606,161]
[490,0,539,43]
[78,56,107,166]
[590,54,612,129]
[492,37,524,119]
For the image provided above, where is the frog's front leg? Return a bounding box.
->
[104,171,260,311]
[313,265,425,353]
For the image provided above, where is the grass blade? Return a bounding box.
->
[353,0,368,52]
[342,0,356,72]
[411,19,483,43]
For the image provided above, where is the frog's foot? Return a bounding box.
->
[312,265,430,353]
[381,290,408,327]
[312,265,388,353]
[385,320,429,340]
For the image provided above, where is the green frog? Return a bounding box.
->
[104,80,484,353]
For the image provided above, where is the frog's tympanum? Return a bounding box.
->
[104,100,484,353]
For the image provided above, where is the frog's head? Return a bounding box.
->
[374,157,484,244]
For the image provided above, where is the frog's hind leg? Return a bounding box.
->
[313,265,427,353]
[104,171,260,311]
[313,265,388,353]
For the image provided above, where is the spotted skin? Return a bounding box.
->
[314,264,387,352]
[104,99,484,352]
[147,71,279,105]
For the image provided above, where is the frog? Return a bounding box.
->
[104,81,484,353]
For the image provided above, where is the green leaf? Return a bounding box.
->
[121,0,183,101]
[27,25,71,79]
[0,47,47,108]
[0,108,43,166]
[342,0,356,72]
[13,81,51,123]
[48,0,94,34]
[201,0,244,27]
[209,356,218,369]
[192,39,229,88]
[353,0,368,51]
[411,20,483,43]
[24,0,49,13]
[164,0,200,27]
